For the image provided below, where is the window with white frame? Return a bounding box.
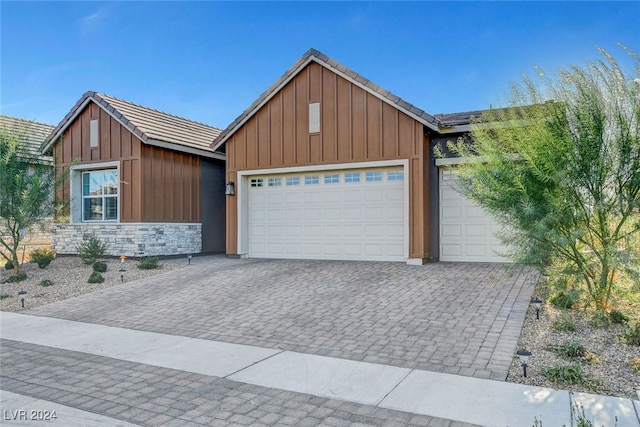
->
[365,171,383,182]
[388,170,404,181]
[250,178,264,187]
[304,175,319,185]
[324,174,339,184]
[82,170,118,221]
[267,177,282,187]
[345,172,361,183]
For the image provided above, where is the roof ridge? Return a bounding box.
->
[95,92,222,131]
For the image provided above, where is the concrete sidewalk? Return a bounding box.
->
[2,312,638,427]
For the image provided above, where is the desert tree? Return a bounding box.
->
[438,45,640,311]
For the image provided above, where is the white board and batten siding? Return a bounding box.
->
[439,169,510,263]
[247,167,406,262]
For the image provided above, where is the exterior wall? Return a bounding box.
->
[53,101,203,224]
[225,62,430,260]
[51,223,201,257]
[0,221,52,262]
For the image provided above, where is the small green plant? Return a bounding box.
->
[92,261,107,273]
[2,271,27,283]
[629,357,640,373]
[29,248,56,269]
[619,322,640,346]
[590,311,610,328]
[552,342,587,359]
[553,315,577,332]
[609,310,629,324]
[541,363,585,385]
[0,293,11,300]
[137,256,159,270]
[87,271,105,284]
[4,259,14,270]
[38,279,54,287]
[550,289,580,309]
[77,236,110,265]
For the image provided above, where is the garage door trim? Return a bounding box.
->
[236,159,410,261]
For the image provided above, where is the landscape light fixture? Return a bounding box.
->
[120,254,126,264]
[17,290,27,309]
[225,182,235,196]
[187,254,192,265]
[516,349,532,378]
[531,298,542,320]
[119,268,126,283]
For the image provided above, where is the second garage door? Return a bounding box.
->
[439,169,509,262]
[247,167,406,261]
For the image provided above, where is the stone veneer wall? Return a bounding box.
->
[51,223,202,257]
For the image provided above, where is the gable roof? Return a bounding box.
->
[43,91,225,160]
[0,115,54,165]
[212,48,454,151]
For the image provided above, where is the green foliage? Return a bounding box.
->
[0,293,11,300]
[553,315,577,332]
[38,279,54,287]
[551,341,587,359]
[0,119,64,274]
[87,271,104,284]
[590,311,610,328]
[137,256,159,270]
[541,363,585,385]
[92,261,107,273]
[4,260,14,270]
[77,236,109,265]
[630,357,640,373]
[550,290,580,309]
[438,45,640,312]
[29,248,56,268]
[2,271,27,283]
[620,322,640,346]
[609,310,629,324]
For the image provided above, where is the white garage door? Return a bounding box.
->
[439,169,509,262]
[248,167,405,261]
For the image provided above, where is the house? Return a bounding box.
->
[211,49,507,264]
[41,92,226,257]
[0,115,55,258]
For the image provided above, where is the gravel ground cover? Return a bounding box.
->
[0,256,186,312]
[506,279,640,401]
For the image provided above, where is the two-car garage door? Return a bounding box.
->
[247,167,406,262]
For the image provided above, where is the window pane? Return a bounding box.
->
[324,174,339,184]
[88,172,103,196]
[103,171,118,195]
[366,171,382,182]
[83,198,103,221]
[286,176,300,186]
[304,175,319,185]
[105,197,118,220]
[267,177,281,187]
[388,170,404,181]
[345,172,360,183]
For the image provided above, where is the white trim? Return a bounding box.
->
[235,159,410,261]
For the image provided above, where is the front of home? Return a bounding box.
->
[212,49,508,264]
[42,92,226,257]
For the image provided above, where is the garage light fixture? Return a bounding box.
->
[531,298,542,320]
[17,290,27,309]
[225,182,235,196]
[516,349,532,378]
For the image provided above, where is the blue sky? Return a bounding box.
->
[1,1,638,129]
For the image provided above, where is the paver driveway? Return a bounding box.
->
[25,257,537,381]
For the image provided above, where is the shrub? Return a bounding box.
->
[138,256,159,270]
[92,261,107,273]
[620,323,640,346]
[609,310,629,324]
[38,279,54,287]
[590,311,610,328]
[0,293,11,300]
[29,248,56,268]
[553,342,586,359]
[550,289,580,309]
[4,260,14,270]
[2,271,27,283]
[553,315,577,332]
[541,364,585,385]
[87,271,104,284]
[630,357,640,373]
[77,236,109,265]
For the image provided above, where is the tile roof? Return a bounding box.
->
[212,48,445,151]
[43,92,224,160]
[0,115,54,164]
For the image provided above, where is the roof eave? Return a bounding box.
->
[146,138,226,161]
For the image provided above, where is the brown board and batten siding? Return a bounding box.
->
[225,61,430,259]
[54,100,201,224]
